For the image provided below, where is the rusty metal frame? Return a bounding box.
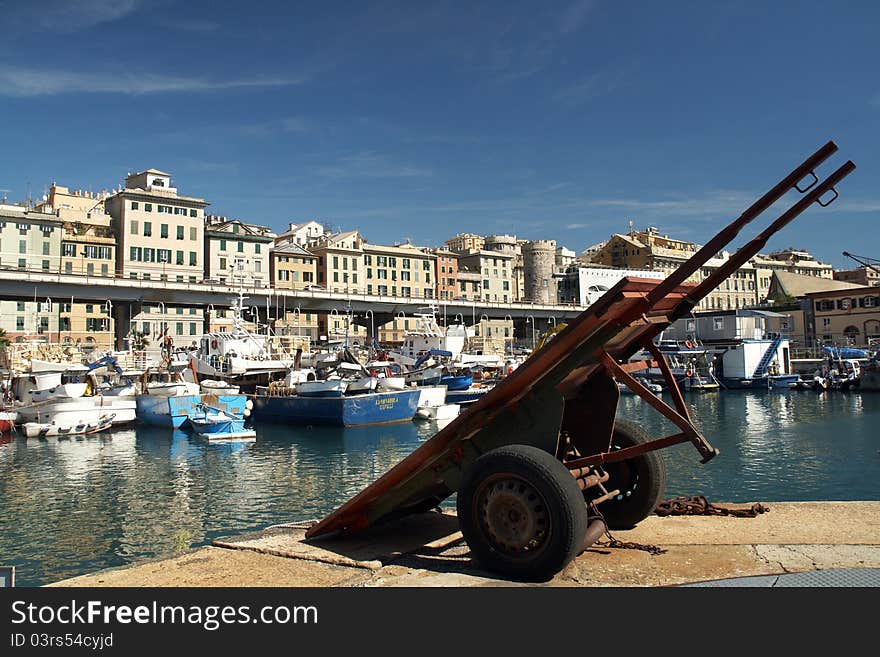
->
[305,141,856,541]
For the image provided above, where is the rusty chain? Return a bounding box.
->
[588,503,667,555]
[655,496,770,518]
[585,496,770,556]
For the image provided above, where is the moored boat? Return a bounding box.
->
[183,403,256,441]
[0,411,15,433]
[253,388,421,427]
[23,413,115,438]
[199,379,241,395]
[136,393,248,429]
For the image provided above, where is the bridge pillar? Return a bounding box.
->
[111,300,145,351]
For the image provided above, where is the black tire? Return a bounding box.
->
[457,444,588,582]
[598,420,666,529]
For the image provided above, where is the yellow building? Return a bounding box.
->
[35,183,115,278]
[310,231,364,293]
[271,243,318,290]
[808,286,880,347]
[445,233,485,252]
[105,169,209,283]
[363,243,436,299]
[204,215,275,288]
[592,228,757,311]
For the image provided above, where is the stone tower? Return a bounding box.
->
[523,240,557,304]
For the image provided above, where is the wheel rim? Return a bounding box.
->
[474,474,550,558]
[604,444,639,503]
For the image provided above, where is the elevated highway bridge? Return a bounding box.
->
[0,269,587,349]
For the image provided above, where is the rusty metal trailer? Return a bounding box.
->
[306,142,855,580]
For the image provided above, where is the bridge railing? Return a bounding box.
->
[1,267,587,314]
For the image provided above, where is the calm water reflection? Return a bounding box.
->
[1,390,878,586]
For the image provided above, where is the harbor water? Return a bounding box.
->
[1,389,878,586]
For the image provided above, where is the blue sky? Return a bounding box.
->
[0,0,877,268]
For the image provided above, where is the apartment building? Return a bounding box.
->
[445,233,485,253]
[130,303,206,348]
[753,250,834,302]
[204,215,275,288]
[470,318,514,356]
[0,208,107,346]
[432,247,458,300]
[105,169,209,283]
[456,250,515,303]
[275,221,325,247]
[456,266,483,301]
[834,266,880,287]
[273,309,320,347]
[32,185,117,278]
[271,243,318,290]
[310,231,364,293]
[363,243,436,299]
[0,203,62,273]
[807,286,880,347]
[592,228,758,311]
[484,235,524,300]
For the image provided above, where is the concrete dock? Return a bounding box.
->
[49,501,880,587]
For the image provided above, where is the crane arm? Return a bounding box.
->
[842,252,880,275]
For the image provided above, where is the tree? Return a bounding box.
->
[127,329,150,351]
[0,328,9,349]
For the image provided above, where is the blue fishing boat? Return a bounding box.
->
[439,374,473,391]
[183,403,256,441]
[253,388,421,427]
[136,394,248,428]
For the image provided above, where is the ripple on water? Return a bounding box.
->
[1,390,878,585]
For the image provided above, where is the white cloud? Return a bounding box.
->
[0,66,305,96]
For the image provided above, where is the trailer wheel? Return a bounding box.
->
[457,444,588,581]
[598,420,666,529]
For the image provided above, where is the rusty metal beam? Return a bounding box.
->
[566,432,692,470]
[645,141,839,308]
[644,340,691,421]
[598,349,718,463]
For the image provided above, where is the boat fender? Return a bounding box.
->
[685,340,695,348]
[211,339,218,349]
[685,369,694,377]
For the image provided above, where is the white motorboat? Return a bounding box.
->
[199,379,241,395]
[23,412,115,438]
[29,382,88,402]
[415,403,460,421]
[376,377,406,392]
[296,378,348,398]
[17,397,136,426]
[146,381,201,397]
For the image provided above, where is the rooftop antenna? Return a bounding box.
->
[628,219,634,236]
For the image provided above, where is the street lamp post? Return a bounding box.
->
[526,315,535,351]
[105,299,113,344]
[365,309,374,350]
